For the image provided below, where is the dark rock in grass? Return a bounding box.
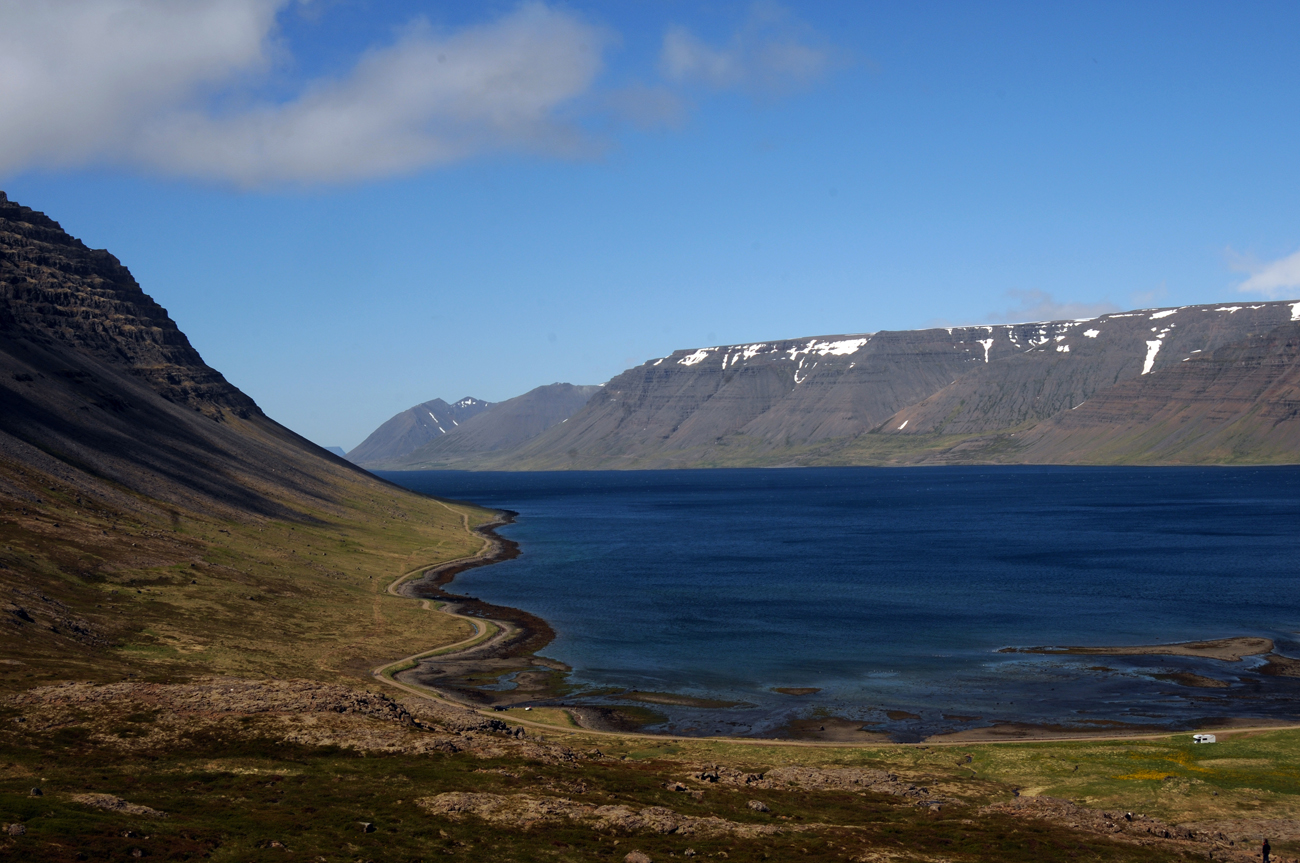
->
[29,786,41,796]
[359,822,375,833]
[7,822,27,836]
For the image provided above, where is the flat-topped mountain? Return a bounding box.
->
[452,300,1300,469]
[346,396,490,465]
[353,383,602,469]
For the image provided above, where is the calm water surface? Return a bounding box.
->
[382,466,1300,739]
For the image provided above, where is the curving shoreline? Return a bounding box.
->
[372,509,569,708]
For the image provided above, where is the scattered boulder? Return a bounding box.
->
[10,678,418,727]
[6,823,26,836]
[747,800,771,813]
[71,794,167,818]
[687,763,951,804]
[29,787,42,797]
[624,851,652,863]
[419,792,785,838]
[359,822,375,833]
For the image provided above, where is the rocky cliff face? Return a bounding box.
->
[0,191,258,418]
[0,190,382,520]
[482,301,1300,469]
[346,396,491,465]
[1015,320,1300,463]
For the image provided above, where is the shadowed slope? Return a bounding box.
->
[0,191,488,686]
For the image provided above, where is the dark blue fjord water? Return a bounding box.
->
[382,466,1300,740]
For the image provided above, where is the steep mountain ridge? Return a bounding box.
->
[477,300,1300,469]
[0,190,367,519]
[0,191,257,419]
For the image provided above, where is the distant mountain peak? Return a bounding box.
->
[346,395,491,464]
[353,382,601,469]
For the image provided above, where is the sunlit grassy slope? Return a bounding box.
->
[0,453,497,690]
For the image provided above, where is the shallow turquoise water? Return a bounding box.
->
[382,466,1300,740]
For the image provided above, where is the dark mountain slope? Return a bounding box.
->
[0,190,356,520]
[346,396,489,464]
[0,191,482,683]
[0,191,257,417]
[374,382,601,469]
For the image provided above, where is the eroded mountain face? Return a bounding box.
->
[0,190,400,521]
[1019,319,1300,463]
[490,302,1300,468]
[0,191,258,419]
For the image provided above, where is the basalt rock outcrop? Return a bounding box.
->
[0,191,257,418]
[0,189,380,521]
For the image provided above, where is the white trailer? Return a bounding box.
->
[1192,733,1216,744]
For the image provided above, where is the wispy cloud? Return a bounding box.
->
[984,289,1119,324]
[601,84,686,131]
[659,2,833,95]
[1234,248,1300,299]
[0,1,838,187]
[0,0,283,174]
[0,1,609,186]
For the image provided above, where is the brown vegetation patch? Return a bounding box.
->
[420,791,785,838]
[69,793,167,818]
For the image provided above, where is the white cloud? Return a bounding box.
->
[1235,248,1300,299]
[0,1,609,186]
[0,0,282,173]
[985,290,1119,324]
[660,2,831,95]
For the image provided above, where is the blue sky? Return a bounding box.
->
[2,1,1299,449]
